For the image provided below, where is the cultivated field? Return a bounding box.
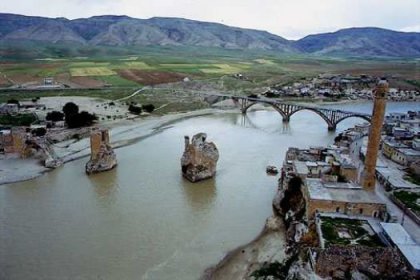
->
[0,47,418,114]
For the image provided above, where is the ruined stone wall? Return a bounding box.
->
[86,128,117,174]
[90,130,109,160]
[340,167,358,182]
[314,246,416,279]
[0,129,27,155]
[1,133,14,153]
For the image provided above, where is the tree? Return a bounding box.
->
[142,104,155,113]
[31,127,47,137]
[7,98,20,108]
[128,105,142,115]
[46,111,64,122]
[66,111,97,128]
[62,102,79,118]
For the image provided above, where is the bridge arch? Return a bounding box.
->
[287,108,334,128]
[334,115,371,126]
[242,101,288,120]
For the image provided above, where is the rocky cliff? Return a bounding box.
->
[181,133,219,182]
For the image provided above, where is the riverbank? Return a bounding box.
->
[202,215,287,279]
[0,108,234,185]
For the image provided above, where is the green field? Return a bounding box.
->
[1,44,418,89]
[0,45,418,115]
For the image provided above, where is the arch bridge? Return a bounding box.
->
[228,95,372,131]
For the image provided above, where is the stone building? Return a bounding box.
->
[380,223,420,275]
[0,128,28,156]
[382,138,420,166]
[85,128,117,174]
[304,178,387,219]
[282,146,358,186]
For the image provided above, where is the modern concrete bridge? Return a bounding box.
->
[214,94,372,131]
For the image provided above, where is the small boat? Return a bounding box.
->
[266,165,279,175]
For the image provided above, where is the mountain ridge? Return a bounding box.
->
[0,13,419,57]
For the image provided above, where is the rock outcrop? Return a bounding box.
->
[275,175,306,224]
[85,129,117,174]
[181,133,219,182]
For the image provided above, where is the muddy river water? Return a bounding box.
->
[1,102,418,279]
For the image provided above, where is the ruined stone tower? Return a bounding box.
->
[86,128,117,174]
[181,133,219,182]
[360,79,388,191]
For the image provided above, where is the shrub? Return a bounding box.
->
[31,127,47,137]
[66,111,97,128]
[7,98,20,108]
[142,104,155,113]
[0,113,36,126]
[128,105,142,115]
[46,111,64,122]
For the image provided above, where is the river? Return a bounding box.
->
[0,102,418,280]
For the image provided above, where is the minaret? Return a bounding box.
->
[360,79,388,191]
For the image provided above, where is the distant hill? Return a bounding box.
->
[293,27,420,57]
[0,14,293,52]
[0,13,419,58]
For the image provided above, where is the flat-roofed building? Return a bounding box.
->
[380,223,420,275]
[393,148,420,166]
[305,178,387,219]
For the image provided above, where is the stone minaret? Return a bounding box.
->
[360,79,388,191]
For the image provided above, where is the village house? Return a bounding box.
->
[393,148,420,166]
[392,127,414,140]
[0,103,19,115]
[382,137,420,166]
[413,138,420,151]
[382,137,409,158]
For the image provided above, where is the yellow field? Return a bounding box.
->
[124,61,152,69]
[160,63,205,67]
[200,64,248,74]
[119,56,139,61]
[255,59,276,65]
[70,62,110,67]
[70,67,116,76]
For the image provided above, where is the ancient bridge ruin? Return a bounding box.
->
[220,95,372,131]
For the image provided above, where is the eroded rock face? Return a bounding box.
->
[86,129,117,174]
[181,133,219,182]
[276,176,305,223]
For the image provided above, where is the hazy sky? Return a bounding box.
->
[1,0,419,39]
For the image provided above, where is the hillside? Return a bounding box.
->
[293,27,420,57]
[0,13,419,58]
[0,14,294,52]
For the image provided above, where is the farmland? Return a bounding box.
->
[0,46,418,114]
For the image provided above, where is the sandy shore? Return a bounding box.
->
[202,215,287,280]
[0,108,232,185]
